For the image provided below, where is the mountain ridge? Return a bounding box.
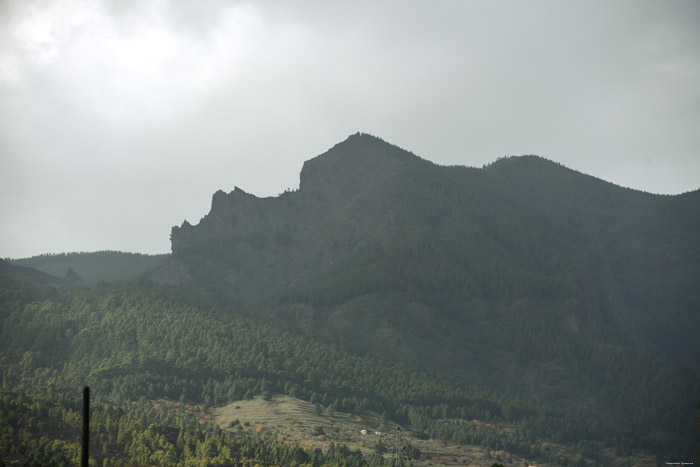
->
[153,133,700,372]
[143,131,700,458]
[157,133,428,299]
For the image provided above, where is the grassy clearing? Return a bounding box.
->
[155,395,653,466]
[212,395,384,454]
[209,395,534,466]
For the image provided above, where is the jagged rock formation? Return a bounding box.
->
[155,133,427,300]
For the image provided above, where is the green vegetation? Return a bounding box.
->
[0,278,394,466]
[0,382,385,466]
[1,276,698,464]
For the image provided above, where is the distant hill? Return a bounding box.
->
[0,258,71,286]
[10,251,168,285]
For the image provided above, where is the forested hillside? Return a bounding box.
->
[152,133,700,456]
[1,276,698,464]
[158,133,700,368]
[0,277,395,465]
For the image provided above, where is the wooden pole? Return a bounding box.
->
[82,386,89,467]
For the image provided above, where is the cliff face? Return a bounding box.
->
[158,133,426,300]
[170,187,275,253]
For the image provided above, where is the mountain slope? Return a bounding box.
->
[155,133,700,366]
[1,278,696,463]
[155,133,427,299]
[149,133,700,458]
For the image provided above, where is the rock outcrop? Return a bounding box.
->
[155,133,426,301]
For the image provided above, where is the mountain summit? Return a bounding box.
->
[156,133,429,299]
[298,132,425,199]
[154,134,700,372]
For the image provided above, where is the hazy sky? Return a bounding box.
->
[2,0,699,258]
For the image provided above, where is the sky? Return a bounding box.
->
[1,0,699,258]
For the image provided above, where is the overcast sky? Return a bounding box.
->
[1,0,699,258]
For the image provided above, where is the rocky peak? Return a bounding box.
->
[298,132,424,203]
[162,133,430,299]
[170,133,425,254]
[171,186,270,253]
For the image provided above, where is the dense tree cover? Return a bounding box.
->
[160,137,699,463]
[1,276,698,464]
[269,155,699,310]
[247,147,700,371]
[253,152,700,461]
[262,237,698,456]
[0,382,388,466]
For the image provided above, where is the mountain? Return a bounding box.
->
[146,133,700,459]
[154,133,426,299]
[155,132,700,367]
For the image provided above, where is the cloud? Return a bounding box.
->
[1,0,699,257]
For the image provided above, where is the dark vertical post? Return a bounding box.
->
[395,426,403,467]
[82,386,89,467]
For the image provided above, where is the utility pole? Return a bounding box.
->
[394,426,413,466]
[82,386,89,467]
[395,426,406,467]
